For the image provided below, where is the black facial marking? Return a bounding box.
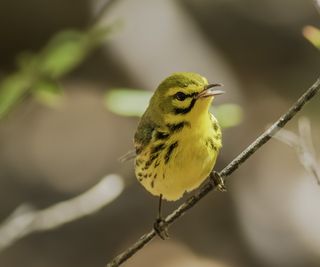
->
[167,121,191,133]
[188,92,198,98]
[174,98,196,115]
[167,122,184,132]
[165,141,178,164]
[151,179,154,188]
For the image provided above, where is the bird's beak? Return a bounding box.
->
[196,83,225,99]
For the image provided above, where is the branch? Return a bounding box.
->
[0,174,124,252]
[274,117,320,184]
[105,77,320,267]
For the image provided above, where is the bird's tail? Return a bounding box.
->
[118,149,136,162]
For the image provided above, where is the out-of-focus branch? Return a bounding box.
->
[0,174,124,252]
[274,117,320,184]
[105,78,320,267]
[91,0,119,27]
[315,0,320,13]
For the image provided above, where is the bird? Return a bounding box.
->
[133,72,225,238]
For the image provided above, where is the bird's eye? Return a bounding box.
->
[175,92,187,101]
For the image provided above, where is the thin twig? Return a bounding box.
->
[0,174,124,252]
[106,78,320,267]
[274,117,320,184]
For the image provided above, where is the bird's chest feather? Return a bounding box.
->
[167,119,218,178]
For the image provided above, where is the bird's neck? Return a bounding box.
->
[187,98,212,126]
[163,101,212,130]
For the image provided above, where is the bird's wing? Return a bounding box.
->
[134,115,158,155]
[120,113,165,162]
[134,110,170,152]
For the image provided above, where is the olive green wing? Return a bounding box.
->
[119,118,155,162]
[134,114,158,155]
[119,112,156,162]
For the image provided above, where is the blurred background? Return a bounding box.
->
[0,0,320,266]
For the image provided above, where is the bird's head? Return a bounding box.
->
[149,72,224,123]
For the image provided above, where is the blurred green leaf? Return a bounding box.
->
[33,80,63,107]
[0,24,114,119]
[0,74,32,118]
[212,103,244,128]
[39,31,86,78]
[16,52,37,71]
[105,89,152,117]
[303,25,320,49]
[38,27,110,78]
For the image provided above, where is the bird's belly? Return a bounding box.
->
[137,133,218,201]
[166,137,217,198]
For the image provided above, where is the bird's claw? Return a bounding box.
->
[153,218,169,240]
[210,171,227,192]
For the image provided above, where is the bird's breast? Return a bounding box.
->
[135,114,221,201]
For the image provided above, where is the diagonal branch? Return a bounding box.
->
[106,77,320,267]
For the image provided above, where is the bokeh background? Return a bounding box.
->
[0,0,320,267]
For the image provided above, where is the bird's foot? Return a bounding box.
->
[210,171,227,192]
[153,217,169,240]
